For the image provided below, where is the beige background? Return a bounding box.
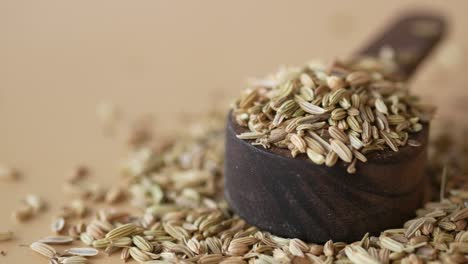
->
[1,1,468,263]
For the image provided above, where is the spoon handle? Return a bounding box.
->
[357,12,446,80]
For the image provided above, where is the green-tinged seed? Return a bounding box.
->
[80,233,94,246]
[331,108,347,120]
[62,256,87,264]
[105,223,137,241]
[307,148,325,165]
[129,247,151,262]
[30,242,56,258]
[330,140,353,163]
[133,235,154,252]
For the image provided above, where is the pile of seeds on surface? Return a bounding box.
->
[233,55,434,173]
[24,112,468,264]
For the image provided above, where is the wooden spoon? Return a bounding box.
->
[224,12,446,243]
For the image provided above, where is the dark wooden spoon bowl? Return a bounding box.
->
[224,12,446,243]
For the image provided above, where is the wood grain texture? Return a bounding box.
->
[357,12,447,80]
[225,115,428,242]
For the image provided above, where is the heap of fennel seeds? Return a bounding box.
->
[26,113,468,264]
[233,58,434,173]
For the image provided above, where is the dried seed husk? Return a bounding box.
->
[277,99,297,115]
[91,219,113,232]
[306,148,325,165]
[361,121,371,143]
[330,140,353,163]
[239,90,258,109]
[65,247,99,257]
[105,224,138,241]
[375,98,388,115]
[296,114,330,126]
[300,73,315,88]
[115,237,133,247]
[300,86,315,101]
[325,151,339,167]
[329,88,348,106]
[337,119,348,130]
[439,221,457,231]
[371,81,396,95]
[381,131,398,152]
[380,236,404,253]
[289,134,307,153]
[344,245,380,264]
[186,237,201,254]
[39,236,74,244]
[303,136,326,155]
[405,217,428,238]
[387,115,406,125]
[328,126,348,143]
[451,208,468,222]
[92,238,110,248]
[68,225,83,239]
[338,97,352,111]
[49,258,60,264]
[347,115,363,133]
[199,253,224,264]
[347,107,360,116]
[288,242,304,257]
[163,223,189,241]
[169,244,195,258]
[61,256,87,264]
[290,238,309,255]
[80,233,94,246]
[352,150,367,163]
[307,131,332,153]
[331,108,347,121]
[323,240,334,257]
[25,194,45,213]
[349,134,364,150]
[129,246,151,262]
[87,223,107,240]
[133,235,154,252]
[296,122,326,131]
[347,158,357,174]
[236,131,265,140]
[51,217,66,234]
[120,247,130,261]
[30,241,56,258]
[297,100,326,115]
[267,128,287,143]
[327,76,345,91]
[346,71,371,86]
[407,139,421,147]
[351,94,361,108]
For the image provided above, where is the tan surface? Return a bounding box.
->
[1,1,468,263]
